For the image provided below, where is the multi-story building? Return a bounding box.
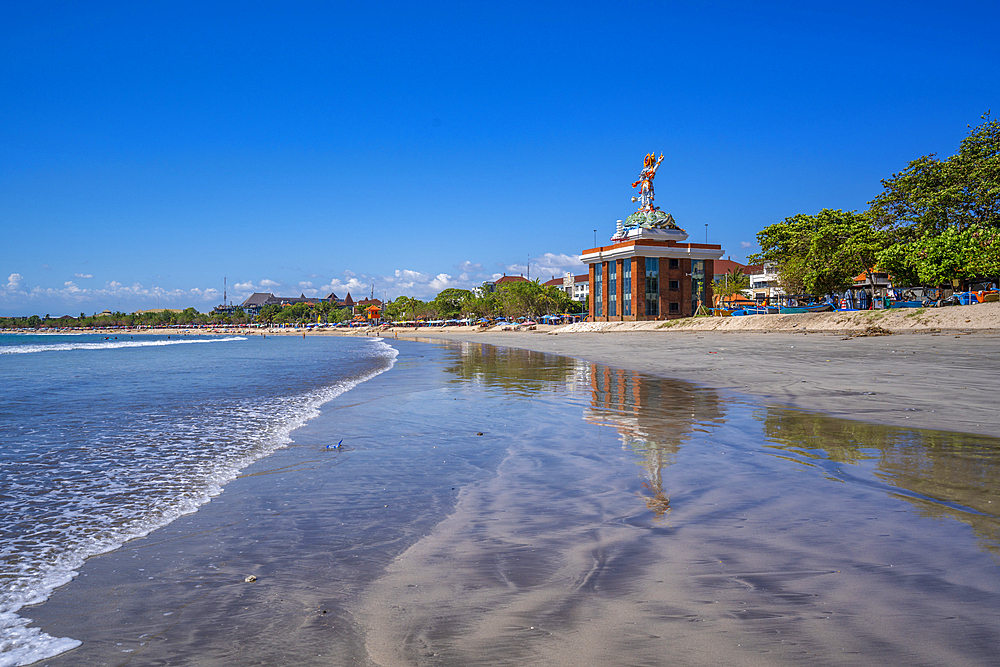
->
[580,226,724,321]
[746,263,784,303]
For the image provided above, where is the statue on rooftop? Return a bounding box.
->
[617,151,679,234]
[631,152,664,211]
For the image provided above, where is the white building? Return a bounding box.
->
[747,263,784,302]
[544,273,590,303]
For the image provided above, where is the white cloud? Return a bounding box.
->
[74,273,93,279]
[259,278,280,288]
[0,278,225,310]
[532,252,585,280]
[315,276,370,298]
[504,263,527,275]
[5,273,24,291]
[428,273,455,291]
[394,269,428,282]
[740,241,756,249]
[535,253,584,269]
[454,260,482,272]
[299,281,314,289]
[233,281,256,292]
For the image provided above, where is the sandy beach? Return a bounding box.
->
[17,322,1000,667]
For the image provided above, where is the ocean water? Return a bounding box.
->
[0,333,396,667]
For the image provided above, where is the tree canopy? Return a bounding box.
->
[869,112,1000,237]
[750,114,999,292]
[749,209,885,295]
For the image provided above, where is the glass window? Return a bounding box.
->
[623,261,632,316]
[594,263,603,316]
[608,261,617,317]
[691,259,705,315]
[645,257,659,316]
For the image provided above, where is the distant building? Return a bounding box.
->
[713,258,746,277]
[324,292,355,308]
[352,297,383,316]
[746,263,784,303]
[482,274,529,293]
[711,259,752,308]
[215,292,345,319]
[543,272,590,303]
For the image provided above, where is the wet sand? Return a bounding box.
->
[398,329,1000,438]
[23,339,1000,666]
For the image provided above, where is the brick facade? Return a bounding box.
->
[582,238,724,322]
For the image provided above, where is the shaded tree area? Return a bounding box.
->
[1,309,230,329]
[0,302,354,329]
[385,280,582,322]
[750,209,886,295]
[256,302,350,325]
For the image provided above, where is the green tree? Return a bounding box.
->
[463,292,500,319]
[491,280,572,319]
[431,288,473,319]
[869,112,1000,237]
[327,305,350,323]
[878,223,1000,287]
[750,209,885,296]
[273,302,313,324]
[969,224,1000,278]
[713,267,750,301]
[257,304,280,324]
[384,296,424,321]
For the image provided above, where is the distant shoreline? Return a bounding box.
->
[4,300,999,337]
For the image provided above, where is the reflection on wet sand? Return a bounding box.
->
[586,365,724,520]
[761,407,1000,556]
[443,341,588,395]
[359,343,1000,667]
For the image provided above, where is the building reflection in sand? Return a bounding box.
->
[585,364,724,520]
[443,342,726,520]
[441,341,1000,547]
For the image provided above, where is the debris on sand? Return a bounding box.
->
[844,325,893,339]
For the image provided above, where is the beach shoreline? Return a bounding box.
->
[14,335,1000,667]
[19,301,996,438]
[21,336,1000,667]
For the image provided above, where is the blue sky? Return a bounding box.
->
[2,0,998,316]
